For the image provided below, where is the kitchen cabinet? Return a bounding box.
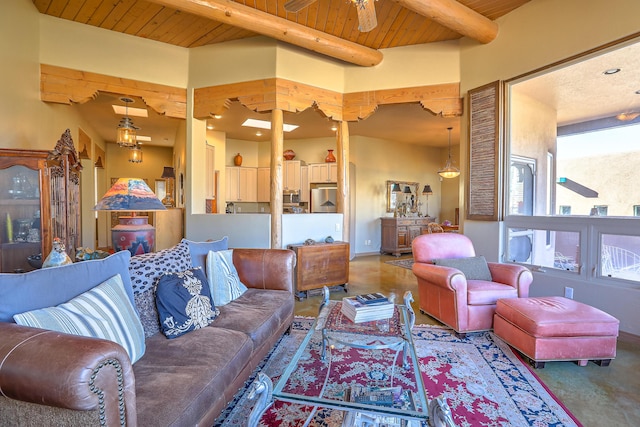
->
[257,167,270,202]
[226,167,257,202]
[284,160,302,191]
[0,130,81,272]
[287,241,349,300]
[308,163,337,183]
[380,217,436,257]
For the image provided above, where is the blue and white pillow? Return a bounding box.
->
[206,249,248,306]
[13,274,146,364]
[155,268,219,339]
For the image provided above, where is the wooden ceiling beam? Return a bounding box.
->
[147,0,383,66]
[392,0,498,44]
[40,64,187,119]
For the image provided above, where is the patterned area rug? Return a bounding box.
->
[385,258,415,270]
[214,318,581,427]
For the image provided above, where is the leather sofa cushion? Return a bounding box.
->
[496,296,620,338]
[133,325,253,427]
[213,288,294,345]
[467,281,518,305]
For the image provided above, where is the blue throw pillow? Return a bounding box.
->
[13,274,146,363]
[155,268,219,339]
[181,237,228,272]
[432,256,493,281]
[0,251,132,323]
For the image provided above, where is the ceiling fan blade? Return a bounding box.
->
[356,0,377,33]
[284,0,318,13]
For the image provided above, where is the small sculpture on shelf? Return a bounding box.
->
[42,237,73,268]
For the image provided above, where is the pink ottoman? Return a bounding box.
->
[494,296,619,368]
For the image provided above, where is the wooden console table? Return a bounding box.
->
[287,241,349,300]
[380,216,435,257]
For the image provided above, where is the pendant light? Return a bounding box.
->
[117,97,138,147]
[129,143,143,163]
[438,127,460,179]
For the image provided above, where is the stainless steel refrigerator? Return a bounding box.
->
[310,187,337,213]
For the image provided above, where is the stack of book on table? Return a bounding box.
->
[341,293,394,323]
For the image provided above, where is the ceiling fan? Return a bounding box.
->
[284,0,377,33]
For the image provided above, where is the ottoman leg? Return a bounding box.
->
[595,359,612,367]
[577,359,589,367]
[529,359,545,369]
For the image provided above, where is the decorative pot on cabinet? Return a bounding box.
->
[325,149,336,163]
[234,153,243,166]
[283,149,296,160]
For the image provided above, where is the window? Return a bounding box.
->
[601,234,640,281]
[593,205,608,216]
[504,35,640,286]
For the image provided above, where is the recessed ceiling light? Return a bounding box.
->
[331,125,338,131]
[256,131,262,136]
[242,118,299,132]
[112,104,148,117]
[603,68,621,75]
[214,114,222,119]
[206,124,214,130]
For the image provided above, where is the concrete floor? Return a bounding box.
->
[293,254,640,427]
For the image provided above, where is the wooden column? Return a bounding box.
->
[337,121,350,245]
[270,109,284,249]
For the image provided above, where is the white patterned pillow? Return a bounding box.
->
[13,274,146,363]
[206,249,248,306]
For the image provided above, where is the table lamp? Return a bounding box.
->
[94,177,166,255]
[161,166,176,207]
[422,184,433,217]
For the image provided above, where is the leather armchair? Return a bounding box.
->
[411,233,533,336]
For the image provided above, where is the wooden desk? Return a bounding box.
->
[287,241,349,300]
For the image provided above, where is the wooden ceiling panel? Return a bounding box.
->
[34,0,530,63]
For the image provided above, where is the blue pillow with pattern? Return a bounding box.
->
[155,268,219,339]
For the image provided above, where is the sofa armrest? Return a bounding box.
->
[232,248,295,293]
[412,263,469,293]
[0,322,137,426]
[487,262,533,297]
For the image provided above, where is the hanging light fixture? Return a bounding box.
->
[129,143,143,163]
[438,127,460,179]
[117,97,138,147]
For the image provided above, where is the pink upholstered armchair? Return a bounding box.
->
[411,233,533,336]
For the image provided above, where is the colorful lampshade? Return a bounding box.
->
[94,178,166,212]
[94,178,166,255]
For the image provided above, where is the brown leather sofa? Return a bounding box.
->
[0,248,295,427]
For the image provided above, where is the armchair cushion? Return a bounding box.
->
[433,256,492,281]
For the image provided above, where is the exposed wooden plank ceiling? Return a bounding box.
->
[33,0,529,52]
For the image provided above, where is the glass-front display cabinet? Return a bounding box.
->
[0,129,81,273]
[0,150,50,272]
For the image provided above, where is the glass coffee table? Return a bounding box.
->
[247,287,456,427]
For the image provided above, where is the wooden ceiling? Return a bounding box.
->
[33,0,530,60]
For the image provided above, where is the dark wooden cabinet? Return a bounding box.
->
[380,217,435,257]
[288,241,349,300]
[0,130,81,272]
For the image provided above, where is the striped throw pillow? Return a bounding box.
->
[206,249,248,306]
[13,274,146,363]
